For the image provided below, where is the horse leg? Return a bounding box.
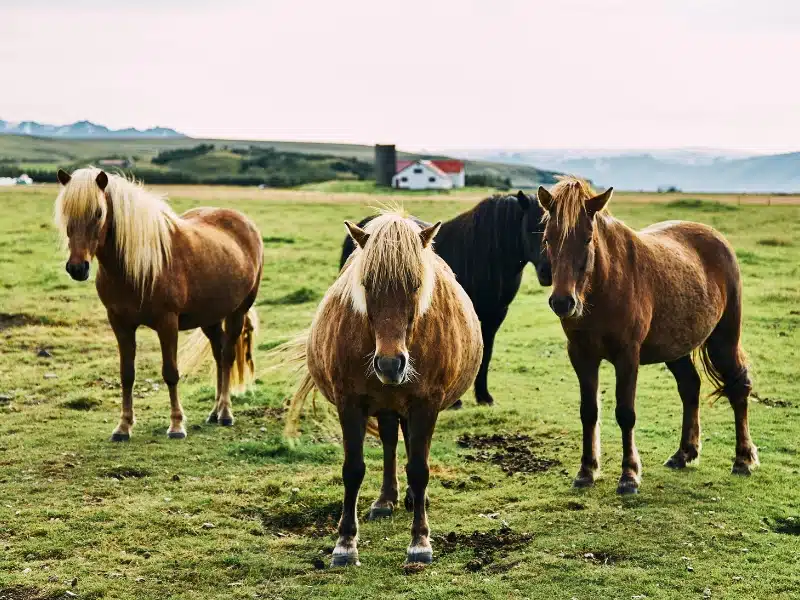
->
[108,312,137,442]
[704,320,758,475]
[332,401,367,567]
[405,403,438,564]
[664,355,701,469]
[368,410,400,520]
[217,311,245,426]
[614,351,642,494]
[202,322,224,424]
[474,316,503,406]
[568,344,601,487]
[156,314,185,439]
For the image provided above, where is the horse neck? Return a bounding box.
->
[445,201,526,276]
[94,209,127,283]
[588,216,635,298]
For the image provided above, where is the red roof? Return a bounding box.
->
[430,160,464,174]
[395,159,464,174]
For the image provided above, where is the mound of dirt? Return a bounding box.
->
[435,525,533,571]
[458,433,559,475]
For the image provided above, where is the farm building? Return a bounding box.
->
[392,159,465,190]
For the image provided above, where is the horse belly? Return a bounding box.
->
[640,284,720,364]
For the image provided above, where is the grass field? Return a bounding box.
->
[0,185,798,600]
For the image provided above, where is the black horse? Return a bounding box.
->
[339,191,552,408]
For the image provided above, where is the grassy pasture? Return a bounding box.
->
[0,185,798,600]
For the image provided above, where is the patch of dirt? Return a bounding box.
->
[575,551,625,566]
[0,313,40,331]
[259,287,319,306]
[0,587,59,600]
[752,393,793,408]
[457,433,559,475]
[241,499,342,537]
[772,516,799,535]
[440,474,494,491]
[61,397,102,411]
[101,466,151,480]
[238,406,286,420]
[434,525,533,572]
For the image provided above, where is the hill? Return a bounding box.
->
[452,148,800,193]
[0,119,184,139]
[0,135,560,188]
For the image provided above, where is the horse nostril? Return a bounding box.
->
[375,355,405,379]
[549,295,576,317]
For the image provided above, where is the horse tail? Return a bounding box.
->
[273,331,379,439]
[178,329,213,379]
[696,260,752,402]
[230,307,259,394]
[178,307,259,392]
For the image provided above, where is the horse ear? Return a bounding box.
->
[537,186,553,211]
[95,171,109,192]
[344,221,370,249]
[57,169,71,186]
[419,221,442,248]
[516,190,530,210]
[586,187,613,216]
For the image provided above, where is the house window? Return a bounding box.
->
[401,176,408,182]
[413,168,423,174]
[428,177,436,183]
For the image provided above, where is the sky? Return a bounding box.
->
[1,0,798,152]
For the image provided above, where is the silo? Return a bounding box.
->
[374,144,397,187]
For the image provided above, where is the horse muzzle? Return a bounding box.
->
[65,260,90,281]
[374,353,408,385]
[549,293,578,319]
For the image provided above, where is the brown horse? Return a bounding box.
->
[55,167,263,440]
[537,177,758,494]
[284,211,482,566]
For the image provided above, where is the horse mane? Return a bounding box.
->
[55,167,178,291]
[543,175,609,245]
[338,211,437,315]
[442,194,526,257]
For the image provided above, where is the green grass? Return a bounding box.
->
[1,186,799,599]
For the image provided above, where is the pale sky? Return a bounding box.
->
[1,0,798,152]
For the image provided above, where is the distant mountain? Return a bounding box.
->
[449,148,800,193]
[0,119,185,139]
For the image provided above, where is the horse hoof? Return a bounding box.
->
[110,432,130,442]
[168,431,186,440]
[616,477,640,495]
[448,399,463,410]
[572,474,595,489]
[731,462,755,476]
[406,546,433,565]
[475,395,494,406]
[206,413,218,424]
[219,416,234,427]
[664,454,687,469]
[367,504,394,520]
[331,550,360,567]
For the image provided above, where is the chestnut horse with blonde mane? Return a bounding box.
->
[55,167,262,441]
[284,212,482,566]
[538,177,758,494]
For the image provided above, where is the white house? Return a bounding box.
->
[392,159,465,190]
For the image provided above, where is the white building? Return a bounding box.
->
[392,159,465,190]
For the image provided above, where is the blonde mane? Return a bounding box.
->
[543,175,609,245]
[336,212,437,316]
[55,167,177,291]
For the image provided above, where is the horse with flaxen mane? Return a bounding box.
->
[537,177,758,494]
[55,167,262,441]
[285,211,482,566]
[340,191,551,408]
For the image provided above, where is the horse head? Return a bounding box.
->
[345,215,441,385]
